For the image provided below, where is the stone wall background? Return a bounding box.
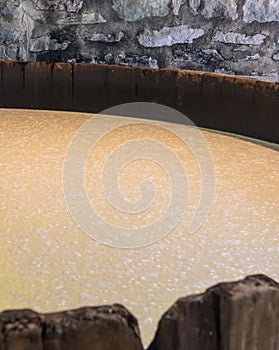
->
[0,0,279,78]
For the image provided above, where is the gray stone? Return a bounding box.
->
[174,48,224,63]
[240,53,260,61]
[29,35,70,52]
[0,0,21,7]
[1,2,26,34]
[22,0,45,22]
[189,0,201,14]
[172,0,185,15]
[0,1,36,61]
[112,0,171,21]
[104,53,114,64]
[232,48,249,60]
[148,58,159,68]
[243,0,279,23]
[273,53,279,60]
[0,45,10,59]
[0,0,278,77]
[213,31,266,45]
[87,32,124,43]
[34,0,83,12]
[4,44,28,61]
[1,4,18,21]
[138,25,204,47]
[202,49,224,61]
[172,48,224,70]
[57,11,106,25]
[81,12,106,24]
[102,52,159,68]
[0,29,21,43]
[190,0,238,20]
[119,55,158,68]
[19,46,28,61]
[215,67,236,75]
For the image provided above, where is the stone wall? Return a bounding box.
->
[0,0,279,78]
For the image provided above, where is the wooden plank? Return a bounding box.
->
[43,305,143,350]
[0,310,43,350]
[148,275,279,350]
[73,63,107,113]
[1,61,25,108]
[0,61,3,106]
[0,306,143,350]
[176,70,204,126]
[51,62,73,111]
[199,72,224,129]
[251,81,279,143]
[219,76,256,137]
[24,61,53,109]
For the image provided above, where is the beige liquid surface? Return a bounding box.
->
[1,108,279,346]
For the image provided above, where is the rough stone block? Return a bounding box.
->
[112,0,170,21]
[212,31,266,45]
[243,0,279,23]
[189,0,238,20]
[107,52,159,69]
[0,45,10,60]
[57,11,106,25]
[172,0,185,15]
[33,0,83,13]
[173,49,224,69]
[189,0,201,14]
[87,32,124,43]
[29,35,70,52]
[138,25,204,47]
[0,28,21,44]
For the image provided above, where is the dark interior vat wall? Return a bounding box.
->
[0,60,279,143]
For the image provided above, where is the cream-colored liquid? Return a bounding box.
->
[1,109,278,346]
